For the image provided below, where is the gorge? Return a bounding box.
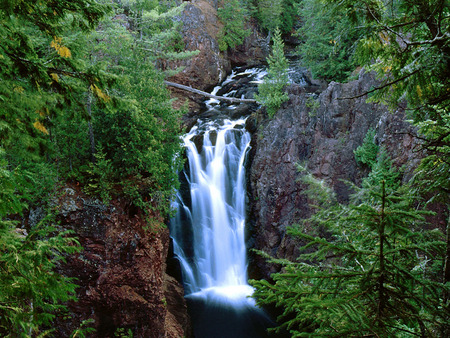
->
[4,0,447,337]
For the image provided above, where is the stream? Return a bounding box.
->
[169,67,276,337]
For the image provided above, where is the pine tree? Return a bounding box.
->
[218,0,251,51]
[326,0,450,312]
[251,154,449,336]
[297,0,360,82]
[255,0,283,33]
[255,27,289,118]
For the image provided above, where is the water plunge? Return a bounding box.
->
[170,69,273,337]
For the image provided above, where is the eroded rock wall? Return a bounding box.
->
[168,0,267,112]
[54,189,191,338]
[247,71,422,279]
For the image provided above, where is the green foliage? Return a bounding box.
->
[218,0,251,51]
[92,53,183,212]
[326,0,450,195]
[362,148,401,193]
[305,95,320,117]
[354,128,379,168]
[70,319,96,338]
[255,28,289,117]
[0,155,81,336]
[279,0,301,34]
[324,0,450,296]
[413,108,450,203]
[114,327,133,337]
[84,148,114,203]
[0,219,81,337]
[297,0,360,82]
[250,0,300,34]
[251,158,449,336]
[0,0,189,334]
[255,0,283,33]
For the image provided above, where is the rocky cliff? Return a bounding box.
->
[247,71,424,279]
[168,0,267,112]
[54,188,191,338]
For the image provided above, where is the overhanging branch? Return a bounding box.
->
[338,69,422,100]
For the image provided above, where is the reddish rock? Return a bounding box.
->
[167,0,267,113]
[54,189,191,338]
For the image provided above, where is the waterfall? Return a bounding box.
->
[169,68,274,337]
[171,118,253,298]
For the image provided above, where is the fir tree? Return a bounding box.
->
[325,0,450,307]
[255,27,289,118]
[251,154,449,336]
[255,0,283,33]
[296,0,360,82]
[218,0,251,51]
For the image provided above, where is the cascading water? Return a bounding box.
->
[170,68,273,337]
[174,118,251,294]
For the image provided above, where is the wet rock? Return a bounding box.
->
[28,207,46,228]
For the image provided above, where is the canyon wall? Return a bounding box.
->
[54,188,191,337]
[247,71,424,279]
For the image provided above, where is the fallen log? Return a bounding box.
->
[164,80,257,104]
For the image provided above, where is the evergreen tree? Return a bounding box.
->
[0,0,188,334]
[256,0,284,33]
[251,155,449,336]
[354,128,379,168]
[0,150,82,337]
[255,28,289,118]
[246,0,301,34]
[218,0,251,51]
[325,0,450,304]
[81,1,186,213]
[296,0,360,82]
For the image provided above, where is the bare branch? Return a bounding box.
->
[164,80,257,104]
[338,69,422,100]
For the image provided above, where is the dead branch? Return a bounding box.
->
[164,80,257,104]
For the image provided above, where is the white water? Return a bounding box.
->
[169,68,275,337]
[171,118,252,300]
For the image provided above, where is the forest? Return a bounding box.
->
[0,0,449,337]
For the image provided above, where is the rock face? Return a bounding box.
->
[54,189,191,338]
[168,0,267,112]
[247,71,422,279]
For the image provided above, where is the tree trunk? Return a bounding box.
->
[164,81,257,104]
[87,89,95,163]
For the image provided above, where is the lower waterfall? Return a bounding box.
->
[169,68,273,337]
